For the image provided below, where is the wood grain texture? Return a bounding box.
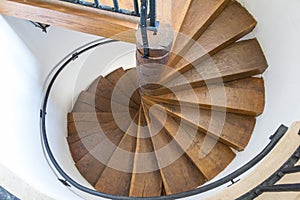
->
[171,0,192,33]
[67,112,131,143]
[143,102,235,180]
[87,76,139,109]
[0,0,138,43]
[75,153,106,186]
[161,39,268,92]
[95,116,138,196]
[74,125,126,185]
[72,91,137,114]
[69,133,104,162]
[164,1,257,82]
[150,77,265,116]
[152,102,256,151]
[105,67,141,106]
[129,109,162,197]
[169,0,229,66]
[142,103,206,195]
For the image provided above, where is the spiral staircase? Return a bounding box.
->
[66,0,268,197]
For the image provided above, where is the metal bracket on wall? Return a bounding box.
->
[30,21,50,33]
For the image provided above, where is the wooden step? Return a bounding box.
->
[87,75,139,109]
[149,77,265,116]
[68,112,115,124]
[95,115,138,196]
[75,153,105,186]
[105,68,126,85]
[72,91,110,112]
[170,0,229,65]
[143,98,255,151]
[171,0,192,33]
[67,119,119,137]
[143,101,235,179]
[164,1,257,82]
[142,103,206,195]
[69,133,104,162]
[67,112,131,144]
[161,39,267,92]
[75,126,126,185]
[129,108,162,197]
[105,67,141,107]
[67,120,118,144]
[67,111,128,163]
[72,91,137,115]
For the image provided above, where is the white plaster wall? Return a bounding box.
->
[0,15,97,200]
[0,15,136,200]
[0,0,300,199]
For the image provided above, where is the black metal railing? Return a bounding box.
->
[60,0,157,57]
[40,41,290,199]
[61,0,156,21]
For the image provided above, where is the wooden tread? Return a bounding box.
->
[143,99,255,151]
[163,1,257,82]
[158,39,267,93]
[143,102,235,180]
[143,103,206,195]
[87,74,139,109]
[171,0,192,33]
[170,0,229,65]
[94,115,138,196]
[129,108,162,197]
[149,77,265,116]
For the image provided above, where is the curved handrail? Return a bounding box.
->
[40,38,288,200]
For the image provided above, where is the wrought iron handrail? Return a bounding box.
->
[60,0,157,58]
[60,0,156,20]
[40,38,289,199]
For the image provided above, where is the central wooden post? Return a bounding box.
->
[136,23,174,94]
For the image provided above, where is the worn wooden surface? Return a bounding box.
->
[161,39,268,92]
[171,0,192,33]
[150,77,265,116]
[143,104,206,195]
[87,75,139,109]
[129,109,162,197]
[75,153,106,186]
[94,116,138,196]
[144,99,255,151]
[104,67,141,106]
[143,102,235,180]
[169,0,229,66]
[163,1,257,82]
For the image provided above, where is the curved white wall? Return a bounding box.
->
[0,0,300,199]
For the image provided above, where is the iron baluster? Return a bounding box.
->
[140,0,149,58]
[94,0,99,7]
[133,0,139,16]
[113,0,119,11]
[149,0,156,27]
